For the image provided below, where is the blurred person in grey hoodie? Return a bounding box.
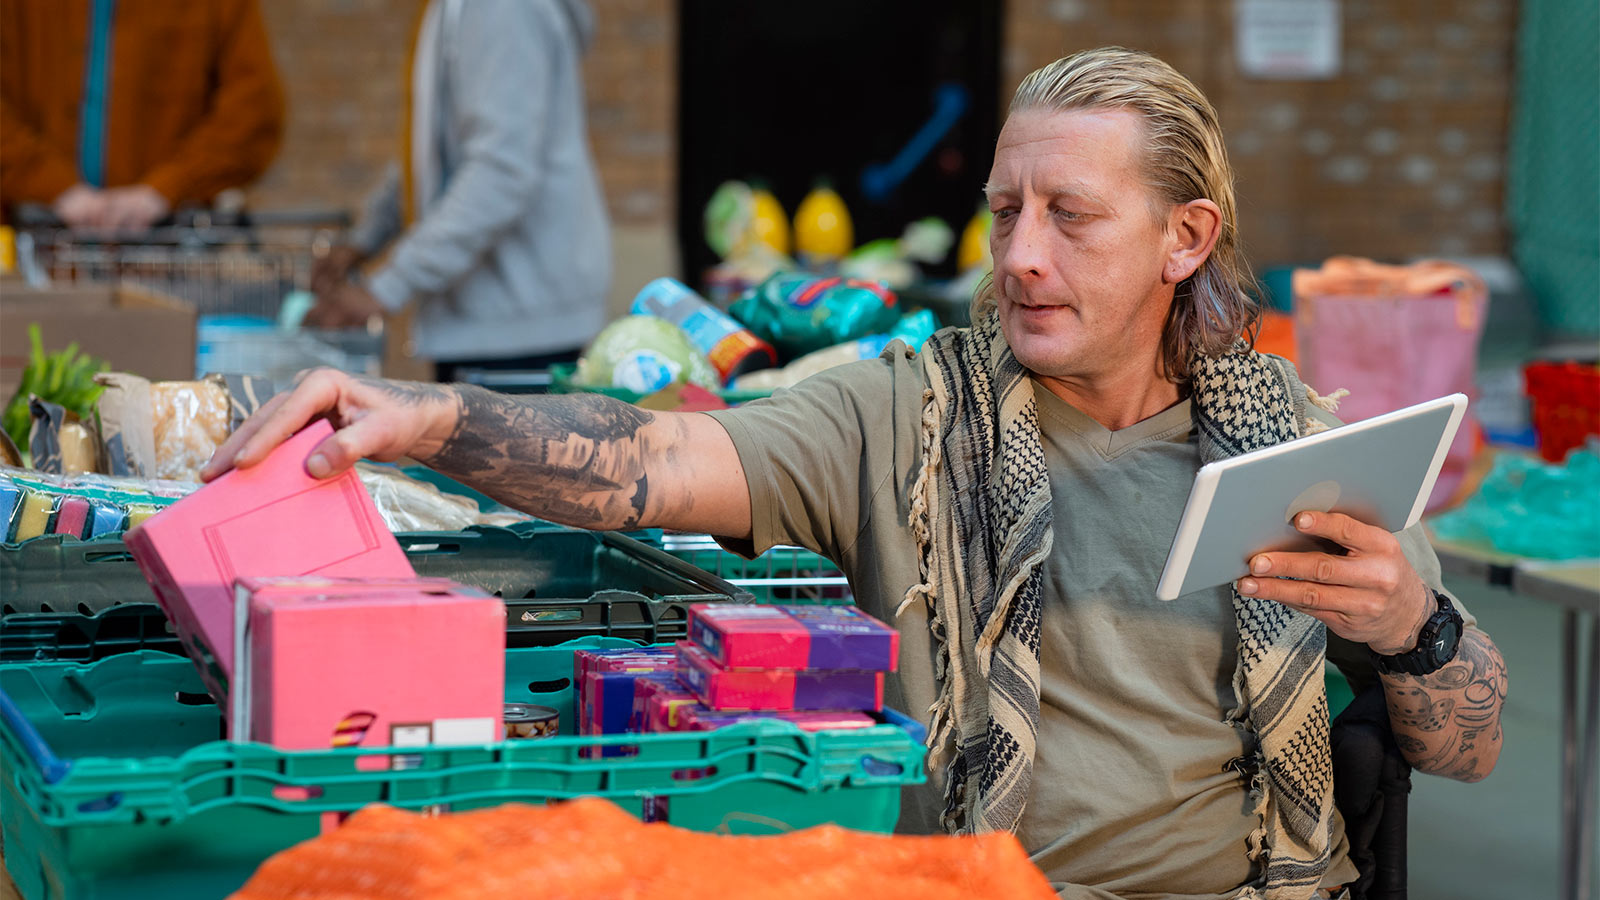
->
[309,0,611,383]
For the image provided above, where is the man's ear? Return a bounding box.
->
[1163,199,1223,285]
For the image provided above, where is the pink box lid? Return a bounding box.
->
[125,420,414,698]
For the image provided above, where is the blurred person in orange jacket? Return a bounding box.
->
[0,0,285,232]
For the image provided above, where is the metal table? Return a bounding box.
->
[1432,536,1599,900]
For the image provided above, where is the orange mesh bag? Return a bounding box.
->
[230,797,1059,900]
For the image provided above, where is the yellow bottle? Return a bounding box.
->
[747,186,791,256]
[957,206,992,272]
[0,226,15,274]
[793,182,854,265]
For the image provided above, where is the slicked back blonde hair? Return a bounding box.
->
[978,47,1261,382]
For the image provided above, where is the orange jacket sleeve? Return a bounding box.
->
[139,0,286,205]
[0,0,81,207]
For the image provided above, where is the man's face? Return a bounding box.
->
[986,108,1179,384]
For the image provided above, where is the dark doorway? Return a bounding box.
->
[677,1,1005,287]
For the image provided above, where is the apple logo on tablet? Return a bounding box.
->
[1288,480,1341,523]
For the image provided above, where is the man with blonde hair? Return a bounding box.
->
[208,47,1506,900]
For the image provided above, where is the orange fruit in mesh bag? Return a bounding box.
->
[231,797,1058,900]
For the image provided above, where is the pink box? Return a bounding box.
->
[125,420,414,702]
[678,706,879,733]
[675,641,885,712]
[230,576,491,736]
[237,581,505,752]
[686,603,899,671]
[634,677,698,732]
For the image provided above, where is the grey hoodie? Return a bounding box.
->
[352,0,610,362]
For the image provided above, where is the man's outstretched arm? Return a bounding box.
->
[203,370,752,539]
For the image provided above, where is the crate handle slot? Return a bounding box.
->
[76,791,122,813]
[671,765,717,781]
[401,541,461,555]
[174,691,216,707]
[858,755,904,777]
[520,609,587,625]
[83,550,135,564]
[272,785,324,802]
[527,678,569,693]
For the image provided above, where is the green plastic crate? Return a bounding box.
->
[0,640,926,900]
[660,533,852,605]
[1,527,750,648]
[546,362,773,406]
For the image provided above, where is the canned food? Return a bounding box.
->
[504,703,559,739]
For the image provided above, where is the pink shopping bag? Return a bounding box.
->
[1293,257,1488,512]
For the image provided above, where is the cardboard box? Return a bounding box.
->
[125,420,414,704]
[0,282,197,403]
[687,603,899,671]
[675,641,886,712]
[237,582,505,752]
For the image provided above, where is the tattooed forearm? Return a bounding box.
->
[1382,627,1507,782]
[423,386,666,530]
[352,376,455,407]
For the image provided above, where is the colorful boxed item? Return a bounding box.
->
[580,666,677,737]
[687,603,898,671]
[634,676,699,732]
[230,575,488,738]
[234,578,505,752]
[124,420,414,703]
[676,641,885,712]
[572,645,675,687]
[679,706,879,733]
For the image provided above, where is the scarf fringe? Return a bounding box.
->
[902,385,959,771]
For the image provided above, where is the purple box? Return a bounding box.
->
[675,641,884,712]
[686,603,899,671]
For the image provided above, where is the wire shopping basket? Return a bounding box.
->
[660,532,853,605]
[13,205,349,319]
[12,205,384,382]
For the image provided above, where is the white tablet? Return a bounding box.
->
[1156,393,1468,601]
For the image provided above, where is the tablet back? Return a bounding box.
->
[1157,394,1467,601]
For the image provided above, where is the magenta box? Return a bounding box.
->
[125,421,414,703]
[686,603,899,672]
[634,677,698,732]
[675,641,885,712]
[580,665,676,737]
[572,646,676,687]
[238,583,505,753]
[230,576,492,736]
[678,706,878,733]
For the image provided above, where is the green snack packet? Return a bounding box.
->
[730,272,901,360]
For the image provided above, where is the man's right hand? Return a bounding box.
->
[53,184,109,230]
[202,368,460,483]
[311,245,364,298]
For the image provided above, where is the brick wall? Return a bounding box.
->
[1002,0,1517,266]
[249,0,1514,274]
[251,0,674,231]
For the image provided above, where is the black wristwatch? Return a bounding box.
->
[1372,590,1464,676]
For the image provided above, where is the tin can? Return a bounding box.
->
[504,703,559,739]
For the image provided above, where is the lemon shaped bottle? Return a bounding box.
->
[957,205,992,272]
[747,183,791,256]
[793,180,854,266]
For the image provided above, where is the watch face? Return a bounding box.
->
[1432,618,1463,661]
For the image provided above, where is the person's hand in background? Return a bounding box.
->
[53,184,109,230]
[304,279,383,329]
[99,185,170,232]
[311,244,364,297]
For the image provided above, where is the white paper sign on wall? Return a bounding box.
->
[1235,0,1342,80]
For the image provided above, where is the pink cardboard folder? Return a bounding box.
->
[241,584,505,751]
[125,420,414,704]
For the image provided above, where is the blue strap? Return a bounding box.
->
[77,0,118,188]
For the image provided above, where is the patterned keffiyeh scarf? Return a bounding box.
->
[900,310,1337,899]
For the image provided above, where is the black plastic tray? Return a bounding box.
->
[1,526,750,658]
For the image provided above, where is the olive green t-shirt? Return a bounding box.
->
[705,351,1471,899]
